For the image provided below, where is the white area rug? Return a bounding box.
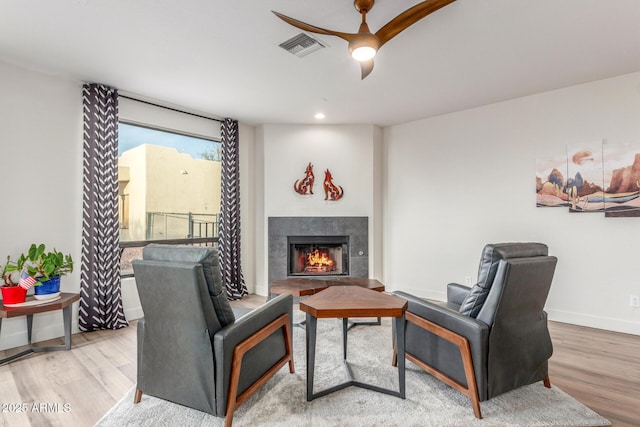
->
[95,314,610,427]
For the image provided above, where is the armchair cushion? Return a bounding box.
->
[458,284,489,318]
[143,244,235,327]
[459,243,548,318]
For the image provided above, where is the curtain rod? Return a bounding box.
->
[119,94,223,123]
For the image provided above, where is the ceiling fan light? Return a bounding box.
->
[349,30,379,62]
[351,46,376,61]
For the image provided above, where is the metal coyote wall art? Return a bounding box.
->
[294,162,315,195]
[323,169,344,201]
[292,163,344,201]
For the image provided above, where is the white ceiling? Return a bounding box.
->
[1,0,639,127]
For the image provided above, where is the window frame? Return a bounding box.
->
[117,97,223,277]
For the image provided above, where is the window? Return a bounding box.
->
[117,97,222,276]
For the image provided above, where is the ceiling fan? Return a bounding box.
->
[273,0,457,79]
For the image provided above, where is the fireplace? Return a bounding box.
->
[268,216,368,289]
[288,236,349,276]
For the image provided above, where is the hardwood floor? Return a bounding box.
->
[547,321,640,427]
[0,294,638,427]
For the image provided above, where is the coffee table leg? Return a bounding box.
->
[342,318,348,359]
[306,313,317,401]
[395,313,406,399]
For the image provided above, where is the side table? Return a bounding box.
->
[0,292,80,365]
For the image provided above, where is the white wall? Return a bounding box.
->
[383,72,640,335]
[0,61,83,349]
[254,124,383,295]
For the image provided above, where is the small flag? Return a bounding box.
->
[19,271,37,290]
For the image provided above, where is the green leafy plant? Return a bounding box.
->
[1,253,28,286]
[25,244,73,282]
[1,244,73,287]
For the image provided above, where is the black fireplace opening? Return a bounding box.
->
[288,235,349,276]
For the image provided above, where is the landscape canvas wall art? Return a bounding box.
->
[536,140,640,217]
[602,141,640,217]
[566,143,604,213]
[536,155,569,207]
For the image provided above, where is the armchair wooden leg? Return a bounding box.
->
[544,375,551,388]
[285,318,295,374]
[392,345,397,367]
[133,387,143,404]
[225,313,295,427]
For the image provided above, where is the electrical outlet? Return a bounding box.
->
[465,276,472,286]
[630,295,640,307]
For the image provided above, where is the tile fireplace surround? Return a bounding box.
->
[268,217,369,293]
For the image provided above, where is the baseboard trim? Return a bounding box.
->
[546,308,640,336]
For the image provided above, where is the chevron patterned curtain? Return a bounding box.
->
[79,84,129,331]
[219,118,248,299]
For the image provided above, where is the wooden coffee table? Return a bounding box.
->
[270,278,329,297]
[270,277,385,298]
[299,286,407,401]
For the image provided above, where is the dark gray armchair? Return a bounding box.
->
[393,243,557,419]
[132,244,294,427]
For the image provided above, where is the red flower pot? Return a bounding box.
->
[1,286,27,305]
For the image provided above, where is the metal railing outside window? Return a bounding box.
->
[120,212,220,277]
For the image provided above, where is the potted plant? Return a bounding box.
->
[1,253,30,304]
[25,244,73,299]
[1,244,73,303]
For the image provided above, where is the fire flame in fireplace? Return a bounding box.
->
[307,249,334,268]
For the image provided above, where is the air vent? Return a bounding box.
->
[279,33,327,58]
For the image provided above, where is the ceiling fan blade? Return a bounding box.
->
[272,11,355,43]
[360,59,374,80]
[375,0,457,48]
